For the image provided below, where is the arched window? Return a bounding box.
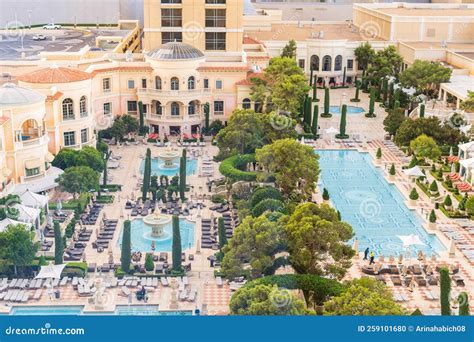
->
[334,55,343,71]
[79,96,87,117]
[155,101,162,115]
[188,101,196,115]
[155,76,162,90]
[310,55,319,71]
[188,76,195,90]
[171,102,180,116]
[322,55,332,71]
[62,98,74,120]
[242,98,251,109]
[170,77,179,91]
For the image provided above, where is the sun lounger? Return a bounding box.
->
[391,276,402,286]
[8,279,17,288]
[110,278,118,287]
[182,276,189,286]
[121,286,131,296]
[0,292,6,300]
[160,277,169,287]
[118,279,126,286]
[10,290,20,301]
[179,290,188,301]
[216,276,223,287]
[3,290,13,301]
[33,289,42,300]
[52,279,60,287]
[187,288,197,302]
[21,292,29,302]
[152,278,158,287]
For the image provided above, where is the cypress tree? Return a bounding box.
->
[322,87,331,117]
[179,149,187,201]
[440,267,451,316]
[172,215,182,271]
[351,82,360,102]
[121,220,131,273]
[419,104,425,118]
[366,88,376,117]
[382,78,389,104]
[309,68,314,86]
[142,148,151,201]
[311,105,319,137]
[342,66,346,87]
[218,217,227,249]
[54,220,63,265]
[312,76,319,102]
[204,102,210,134]
[138,100,144,133]
[458,292,470,316]
[305,96,312,126]
[336,104,349,139]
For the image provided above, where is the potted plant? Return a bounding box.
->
[145,253,154,274]
[444,195,453,211]
[458,193,468,214]
[429,209,437,229]
[429,180,439,196]
[375,147,382,164]
[322,188,330,202]
[389,163,396,180]
[409,187,419,206]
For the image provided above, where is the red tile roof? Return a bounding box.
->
[236,72,265,86]
[243,35,265,47]
[46,91,64,101]
[18,67,91,84]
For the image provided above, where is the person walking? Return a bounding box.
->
[369,251,375,265]
[363,247,370,260]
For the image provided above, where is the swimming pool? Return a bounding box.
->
[10,306,84,315]
[316,150,445,256]
[114,306,192,315]
[118,218,195,252]
[140,157,198,177]
[329,105,365,115]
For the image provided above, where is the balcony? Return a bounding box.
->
[18,135,48,148]
[137,88,212,102]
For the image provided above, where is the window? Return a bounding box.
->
[79,96,87,117]
[62,98,74,120]
[171,102,180,116]
[205,9,226,28]
[25,167,40,177]
[242,98,251,109]
[127,101,138,114]
[142,78,147,89]
[347,59,354,70]
[81,128,88,144]
[203,79,209,89]
[334,55,343,71]
[155,76,162,90]
[322,55,332,71]
[298,59,305,69]
[161,0,181,3]
[205,0,225,3]
[188,76,195,90]
[215,80,223,90]
[188,101,196,115]
[162,32,183,44]
[205,32,226,51]
[64,131,75,147]
[162,9,182,27]
[128,80,135,89]
[103,102,112,115]
[102,78,111,92]
[214,100,224,115]
[155,101,162,115]
[171,77,179,91]
[310,55,319,71]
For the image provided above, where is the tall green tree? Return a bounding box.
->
[440,267,451,315]
[366,46,403,86]
[172,215,182,271]
[256,139,320,201]
[56,166,99,199]
[354,42,375,72]
[0,224,39,276]
[138,100,145,134]
[203,102,210,133]
[179,149,187,201]
[222,214,283,279]
[312,105,319,136]
[218,217,228,249]
[460,91,474,113]
[142,148,151,201]
[366,88,376,117]
[285,203,354,279]
[336,105,349,139]
[419,104,425,118]
[324,278,405,315]
[351,82,360,102]
[281,39,297,58]
[121,220,131,273]
[96,138,112,186]
[399,60,452,97]
[410,134,441,162]
[322,87,331,117]
[53,220,63,265]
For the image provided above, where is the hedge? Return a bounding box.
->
[49,193,91,211]
[62,262,88,278]
[250,187,282,207]
[251,199,286,217]
[219,154,258,181]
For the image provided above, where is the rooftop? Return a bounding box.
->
[0,83,45,108]
[244,23,384,42]
[147,42,204,61]
[17,66,91,84]
[377,7,474,17]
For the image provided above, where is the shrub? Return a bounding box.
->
[429,209,436,223]
[322,188,330,201]
[440,268,451,315]
[429,180,438,193]
[389,164,396,176]
[250,187,283,207]
[218,217,227,249]
[219,154,258,181]
[145,253,154,272]
[121,220,131,273]
[409,188,419,201]
[251,199,286,217]
[444,195,452,208]
[62,262,87,278]
[211,194,226,204]
[376,147,382,159]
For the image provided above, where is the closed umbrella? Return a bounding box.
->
[352,238,359,255]
[448,238,456,258]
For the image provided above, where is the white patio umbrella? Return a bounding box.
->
[403,166,425,178]
[352,238,359,254]
[451,163,456,174]
[35,263,66,280]
[449,146,453,157]
[397,234,426,248]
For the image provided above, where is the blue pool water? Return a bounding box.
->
[140,157,198,177]
[329,105,365,115]
[317,150,445,256]
[10,306,83,315]
[118,218,195,252]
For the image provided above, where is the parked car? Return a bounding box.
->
[32,34,46,41]
[42,23,61,30]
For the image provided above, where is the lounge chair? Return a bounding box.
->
[33,289,42,300]
[391,276,402,286]
[160,277,169,287]
[121,286,131,296]
[216,276,223,287]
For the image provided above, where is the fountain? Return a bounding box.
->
[158,147,180,169]
[143,213,172,237]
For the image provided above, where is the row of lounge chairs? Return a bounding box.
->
[92,219,118,252]
[0,290,30,302]
[81,203,103,225]
[201,218,218,249]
